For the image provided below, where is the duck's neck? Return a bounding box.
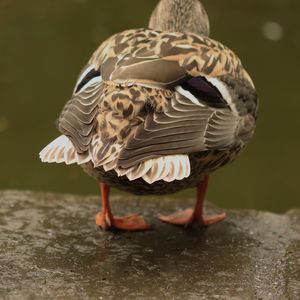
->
[148,0,210,36]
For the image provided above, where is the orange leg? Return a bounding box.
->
[95,182,152,231]
[159,175,226,227]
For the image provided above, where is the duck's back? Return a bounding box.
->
[40,1,258,195]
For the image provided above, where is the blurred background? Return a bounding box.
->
[0,0,299,212]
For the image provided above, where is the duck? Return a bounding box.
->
[40,0,258,231]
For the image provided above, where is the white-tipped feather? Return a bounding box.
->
[154,157,169,182]
[76,65,95,87]
[103,160,118,172]
[55,147,65,163]
[127,160,153,181]
[40,136,191,183]
[164,157,181,182]
[77,152,91,165]
[65,148,76,165]
[175,86,205,107]
[158,156,172,180]
[74,64,101,94]
[40,136,69,163]
[147,157,165,183]
[63,143,74,164]
[177,157,186,180]
[39,135,91,165]
[138,155,190,184]
[206,77,237,113]
[142,159,163,184]
[185,156,191,177]
[118,162,144,179]
[164,160,175,183]
[78,77,102,96]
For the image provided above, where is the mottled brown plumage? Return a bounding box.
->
[40,0,258,230]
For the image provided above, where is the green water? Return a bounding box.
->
[1,0,299,212]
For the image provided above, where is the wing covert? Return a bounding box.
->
[118,93,240,169]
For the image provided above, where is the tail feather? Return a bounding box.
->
[39,135,91,165]
[40,135,191,183]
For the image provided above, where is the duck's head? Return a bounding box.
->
[148,0,210,36]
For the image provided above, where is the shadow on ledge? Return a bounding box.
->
[0,190,299,299]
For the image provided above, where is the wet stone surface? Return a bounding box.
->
[0,190,299,300]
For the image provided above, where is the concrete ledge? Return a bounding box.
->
[0,190,299,299]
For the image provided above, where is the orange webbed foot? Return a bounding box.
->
[159,176,226,227]
[159,209,226,227]
[96,212,152,231]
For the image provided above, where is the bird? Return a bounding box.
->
[40,0,258,231]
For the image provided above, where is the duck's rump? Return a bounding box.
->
[81,149,240,195]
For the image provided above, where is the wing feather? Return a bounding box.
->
[91,29,244,89]
[118,92,241,168]
[56,65,102,153]
[41,29,256,185]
